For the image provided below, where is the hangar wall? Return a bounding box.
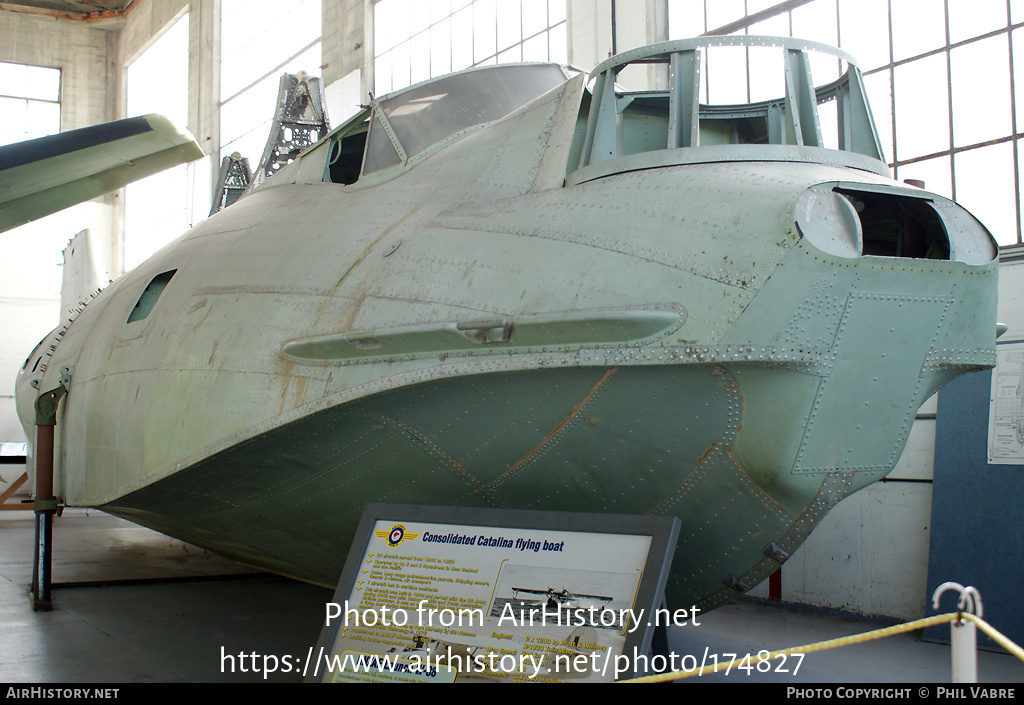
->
[0,0,1018,623]
[0,11,114,129]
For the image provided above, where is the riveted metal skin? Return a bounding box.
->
[14,43,998,612]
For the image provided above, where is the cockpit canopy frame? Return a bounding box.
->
[359,63,570,181]
[574,35,886,177]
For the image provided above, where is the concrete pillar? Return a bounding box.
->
[568,0,613,72]
[568,0,669,87]
[322,0,369,126]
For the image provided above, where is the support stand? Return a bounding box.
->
[31,383,67,611]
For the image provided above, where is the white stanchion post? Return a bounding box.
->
[932,582,983,684]
[950,616,978,683]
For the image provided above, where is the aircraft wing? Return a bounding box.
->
[0,114,204,234]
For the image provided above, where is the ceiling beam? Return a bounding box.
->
[0,1,133,22]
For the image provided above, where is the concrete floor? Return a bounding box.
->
[1,507,1022,684]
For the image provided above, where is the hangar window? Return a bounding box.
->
[127,270,177,324]
[220,0,322,167]
[372,0,568,96]
[124,13,189,271]
[0,61,60,146]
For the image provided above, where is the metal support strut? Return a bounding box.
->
[31,381,67,611]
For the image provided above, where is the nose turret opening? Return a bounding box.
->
[837,188,950,260]
[794,183,997,265]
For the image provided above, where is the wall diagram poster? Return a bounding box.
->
[987,339,1024,464]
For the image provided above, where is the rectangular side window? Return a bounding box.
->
[127,270,176,323]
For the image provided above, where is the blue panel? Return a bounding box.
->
[925,369,1024,649]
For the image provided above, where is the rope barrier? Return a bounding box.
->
[963,613,1024,663]
[624,611,1024,683]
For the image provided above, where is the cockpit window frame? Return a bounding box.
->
[316,63,571,190]
[357,63,570,183]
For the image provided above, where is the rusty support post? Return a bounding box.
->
[31,384,66,612]
[31,425,55,611]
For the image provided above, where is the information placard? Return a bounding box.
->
[310,504,679,683]
[988,339,1024,464]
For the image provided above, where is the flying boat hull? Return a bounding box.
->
[14,37,998,612]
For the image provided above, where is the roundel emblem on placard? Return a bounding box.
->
[374,524,420,546]
[387,524,406,547]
